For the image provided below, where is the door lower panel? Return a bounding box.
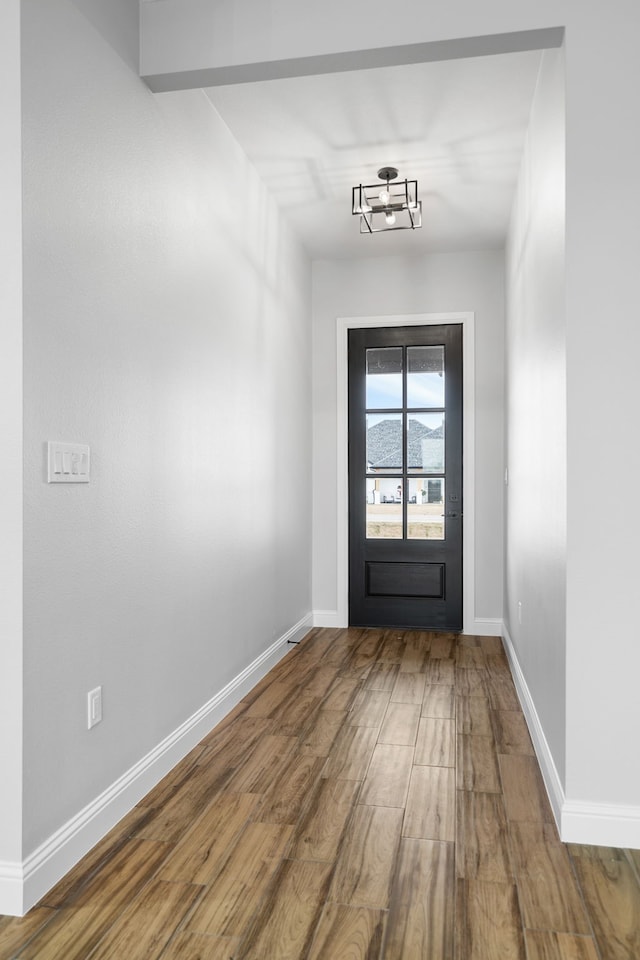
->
[366,561,444,599]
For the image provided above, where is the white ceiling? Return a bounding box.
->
[205,50,542,261]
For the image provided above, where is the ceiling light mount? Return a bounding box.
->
[377,166,399,183]
[352,166,422,234]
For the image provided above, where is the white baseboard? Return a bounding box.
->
[0,614,311,917]
[561,800,640,848]
[0,861,23,918]
[501,622,565,830]
[467,617,503,637]
[313,613,505,635]
[312,609,346,628]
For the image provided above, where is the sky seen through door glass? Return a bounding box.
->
[366,372,444,409]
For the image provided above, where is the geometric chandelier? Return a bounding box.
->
[352,166,422,234]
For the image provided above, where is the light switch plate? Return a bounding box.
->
[48,441,90,483]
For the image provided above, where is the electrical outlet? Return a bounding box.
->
[87,686,102,729]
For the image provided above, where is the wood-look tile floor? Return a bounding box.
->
[2,628,640,959]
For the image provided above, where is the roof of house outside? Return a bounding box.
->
[367,417,444,471]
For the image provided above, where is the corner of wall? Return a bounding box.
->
[0,0,24,906]
[501,622,565,831]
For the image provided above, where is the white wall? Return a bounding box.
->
[505,48,566,785]
[563,9,640,823]
[139,0,561,85]
[20,0,311,861]
[70,0,139,71]
[0,0,24,911]
[312,252,505,626]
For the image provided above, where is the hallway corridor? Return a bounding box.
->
[1,628,638,958]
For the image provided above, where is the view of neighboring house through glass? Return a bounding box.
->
[365,345,446,540]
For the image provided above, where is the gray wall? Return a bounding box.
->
[0,0,24,872]
[20,0,311,852]
[505,48,566,783]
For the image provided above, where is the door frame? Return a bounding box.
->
[335,311,480,633]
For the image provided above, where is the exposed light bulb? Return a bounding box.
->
[385,211,396,226]
[378,189,391,205]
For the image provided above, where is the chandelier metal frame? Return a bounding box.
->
[352,166,422,234]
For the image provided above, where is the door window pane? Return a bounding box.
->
[408,478,445,540]
[366,347,402,408]
[407,413,444,472]
[367,413,403,473]
[407,346,444,408]
[366,478,403,539]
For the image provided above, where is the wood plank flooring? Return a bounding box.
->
[2,627,640,959]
